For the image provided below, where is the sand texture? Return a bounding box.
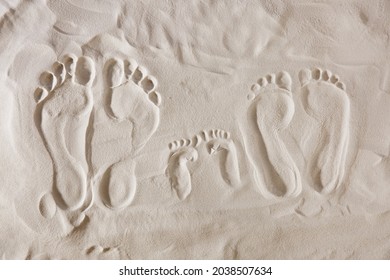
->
[1,0,390,260]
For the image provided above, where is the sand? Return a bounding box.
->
[0,0,390,260]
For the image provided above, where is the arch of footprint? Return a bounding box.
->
[34,54,350,224]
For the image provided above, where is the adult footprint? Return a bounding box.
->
[247,71,302,198]
[166,137,200,200]
[35,54,95,212]
[101,58,161,209]
[299,68,350,194]
[206,129,241,187]
[104,58,161,153]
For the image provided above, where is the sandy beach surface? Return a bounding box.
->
[1,0,390,259]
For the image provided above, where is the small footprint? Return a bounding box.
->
[35,54,95,212]
[166,136,202,200]
[205,129,241,187]
[299,68,350,194]
[247,71,302,198]
[100,58,161,209]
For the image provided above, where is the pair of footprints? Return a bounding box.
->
[166,68,349,201]
[167,129,241,200]
[35,54,161,220]
[247,68,350,198]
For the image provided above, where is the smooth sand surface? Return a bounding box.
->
[1,0,390,259]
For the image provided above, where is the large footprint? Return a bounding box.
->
[104,58,161,153]
[35,54,95,212]
[299,68,350,194]
[247,71,302,198]
[101,58,161,209]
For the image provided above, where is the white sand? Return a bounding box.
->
[0,0,390,259]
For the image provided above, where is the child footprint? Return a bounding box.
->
[205,129,241,187]
[166,136,202,200]
[35,54,95,213]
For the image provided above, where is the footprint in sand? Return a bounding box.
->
[35,54,95,214]
[100,58,161,209]
[246,71,302,199]
[299,68,350,194]
[205,129,241,187]
[166,136,201,201]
